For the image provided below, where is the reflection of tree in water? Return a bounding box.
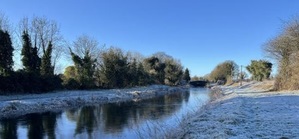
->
[42,112,58,139]
[0,91,192,138]
[102,91,190,133]
[102,103,130,133]
[25,113,44,139]
[13,112,59,139]
[65,108,79,122]
[0,110,81,139]
[136,91,188,119]
[66,91,190,135]
[163,93,183,114]
[183,90,190,103]
[0,118,18,139]
[75,106,98,136]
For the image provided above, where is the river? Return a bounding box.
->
[0,88,210,139]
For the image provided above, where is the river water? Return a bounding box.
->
[0,88,210,139]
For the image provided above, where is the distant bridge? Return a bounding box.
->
[189,81,208,87]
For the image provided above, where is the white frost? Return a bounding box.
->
[170,81,299,139]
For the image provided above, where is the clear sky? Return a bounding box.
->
[1,0,299,76]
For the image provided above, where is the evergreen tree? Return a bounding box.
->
[127,59,138,86]
[31,46,41,73]
[143,56,165,84]
[246,60,272,81]
[183,68,191,82]
[70,48,97,89]
[99,47,128,88]
[0,29,13,76]
[164,59,183,86]
[21,31,41,74]
[81,50,97,88]
[41,41,54,76]
[21,31,31,71]
[137,62,150,86]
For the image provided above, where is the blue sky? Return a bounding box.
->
[1,0,299,76]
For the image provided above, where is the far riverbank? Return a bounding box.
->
[0,85,188,119]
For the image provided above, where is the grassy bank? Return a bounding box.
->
[167,80,299,138]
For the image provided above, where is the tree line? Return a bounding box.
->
[64,46,191,89]
[206,60,272,85]
[0,29,62,93]
[0,14,190,94]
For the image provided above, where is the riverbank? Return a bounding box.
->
[0,85,188,119]
[170,81,299,138]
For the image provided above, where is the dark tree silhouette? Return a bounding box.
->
[0,29,13,76]
[41,41,54,76]
[183,68,191,82]
[21,31,41,74]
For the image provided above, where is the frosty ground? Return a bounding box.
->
[0,85,188,119]
[170,81,299,139]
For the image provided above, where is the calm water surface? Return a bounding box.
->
[0,88,210,139]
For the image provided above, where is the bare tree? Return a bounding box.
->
[126,51,145,63]
[263,17,299,90]
[72,35,100,59]
[264,18,299,61]
[18,16,64,73]
[0,12,10,31]
[152,52,173,63]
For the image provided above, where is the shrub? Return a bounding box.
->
[63,78,80,90]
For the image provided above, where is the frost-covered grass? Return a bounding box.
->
[0,85,188,119]
[209,87,224,101]
[169,81,299,138]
